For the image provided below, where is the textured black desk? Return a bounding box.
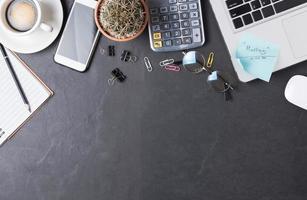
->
[1,0,307,199]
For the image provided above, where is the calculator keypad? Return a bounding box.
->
[148,0,205,52]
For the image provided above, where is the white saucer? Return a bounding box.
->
[0,0,63,54]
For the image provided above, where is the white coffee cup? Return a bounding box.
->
[0,0,53,36]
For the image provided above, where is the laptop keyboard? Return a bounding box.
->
[226,0,307,30]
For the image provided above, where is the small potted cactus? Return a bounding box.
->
[95,0,149,42]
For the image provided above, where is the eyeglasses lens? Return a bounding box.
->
[207,71,229,92]
[182,51,206,74]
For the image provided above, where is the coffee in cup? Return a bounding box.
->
[6,0,37,32]
[0,0,53,36]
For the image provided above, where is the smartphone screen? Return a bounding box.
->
[57,2,97,65]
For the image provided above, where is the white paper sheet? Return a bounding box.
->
[0,50,52,145]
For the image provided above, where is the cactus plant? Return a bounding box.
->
[98,0,146,40]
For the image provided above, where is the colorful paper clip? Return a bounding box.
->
[159,59,175,67]
[164,64,181,72]
[144,57,153,72]
[206,52,215,69]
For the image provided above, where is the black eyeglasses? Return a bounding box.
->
[182,51,234,101]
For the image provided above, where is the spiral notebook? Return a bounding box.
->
[0,50,53,146]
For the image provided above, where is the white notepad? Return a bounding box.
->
[0,50,53,146]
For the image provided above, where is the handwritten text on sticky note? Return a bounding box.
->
[236,34,280,82]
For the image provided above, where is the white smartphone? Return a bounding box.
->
[54,0,100,72]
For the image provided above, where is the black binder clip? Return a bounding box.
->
[108,45,115,56]
[120,50,138,63]
[108,68,127,86]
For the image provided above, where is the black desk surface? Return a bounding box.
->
[1,0,307,199]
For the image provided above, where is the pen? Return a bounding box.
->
[0,44,31,113]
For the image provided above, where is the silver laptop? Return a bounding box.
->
[210,0,307,82]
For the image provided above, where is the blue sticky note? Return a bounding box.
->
[235,34,280,82]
